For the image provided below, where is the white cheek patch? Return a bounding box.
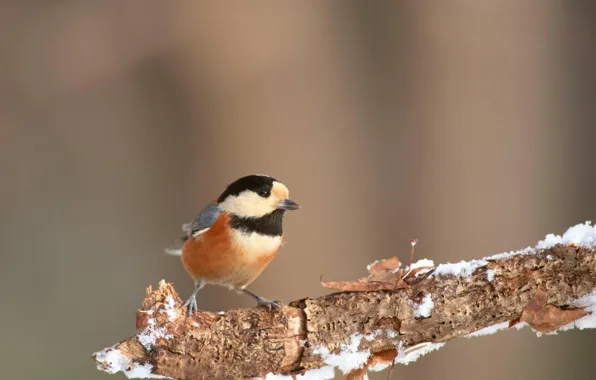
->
[218,190,275,217]
[230,230,282,258]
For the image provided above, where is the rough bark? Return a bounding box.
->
[93,244,596,379]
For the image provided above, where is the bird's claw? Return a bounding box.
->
[256,297,282,311]
[183,296,198,316]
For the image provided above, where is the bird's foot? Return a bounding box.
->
[183,296,198,316]
[255,296,281,311]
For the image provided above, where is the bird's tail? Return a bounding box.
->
[164,248,182,256]
[164,223,191,256]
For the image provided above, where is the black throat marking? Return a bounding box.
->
[229,209,285,237]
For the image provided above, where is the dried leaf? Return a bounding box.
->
[346,367,367,380]
[368,256,401,282]
[520,289,589,333]
[346,349,398,380]
[320,257,410,291]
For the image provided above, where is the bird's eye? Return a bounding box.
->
[257,188,270,197]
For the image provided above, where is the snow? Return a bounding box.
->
[394,341,445,365]
[433,259,489,278]
[464,321,511,338]
[310,329,400,375]
[159,295,178,321]
[512,321,528,330]
[557,291,596,331]
[486,269,496,282]
[312,333,371,374]
[413,294,434,318]
[363,330,383,342]
[263,373,291,379]
[137,326,173,351]
[402,258,435,278]
[124,363,171,379]
[361,329,399,342]
[368,361,391,372]
[537,221,596,249]
[432,222,596,279]
[296,366,336,380]
[262,366,335,380]
[94,347,170,379]
[408,259,434,271]
[483,246,534,261]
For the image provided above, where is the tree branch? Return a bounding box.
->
[93,223,596,380]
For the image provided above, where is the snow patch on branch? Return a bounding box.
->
[464,321,511,338]
[312,333,371,374]
[413,294,434,318]
[485,269,496,282]
[432,222,596,279]
[537,221,596,249]
[368,361,391,372]
[409,258,434,270]
[557,291,596,332]
[137,307,173,350]
[434,259,489,278]
[271,367,336,380]
[263,366,336,380]
[403,258,435,279]
[296,366,336,379]
[309,329,401,376]
[159,295,178,321]
[363,329,382,342]
[394,341,445,365]
[137,325,173,351]
[94,347,170,379]
[483,246,535,261]
[136,300,177,351]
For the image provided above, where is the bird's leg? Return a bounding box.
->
[240,288,281,310]
[183,280,205,316]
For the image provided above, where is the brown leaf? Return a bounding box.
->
[346,367,367,380]
[368,256,401,282]
[345,349,398,380]
[520,289,589,333]
[320,257,410,291]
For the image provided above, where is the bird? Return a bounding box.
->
[165,174,300,316]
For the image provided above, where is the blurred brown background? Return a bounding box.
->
[1,1,595,379]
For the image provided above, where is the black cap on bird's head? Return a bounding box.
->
[217,175,276,203]
[217,174,300,218]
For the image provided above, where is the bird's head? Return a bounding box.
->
[217,174,300,218]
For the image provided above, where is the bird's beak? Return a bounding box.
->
[277,198,300,211]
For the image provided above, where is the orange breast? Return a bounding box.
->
[181,212,282,289]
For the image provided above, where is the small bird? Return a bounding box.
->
[165,174,300,315]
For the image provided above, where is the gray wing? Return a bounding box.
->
[189,203,221,237]
[164,203,220,255]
